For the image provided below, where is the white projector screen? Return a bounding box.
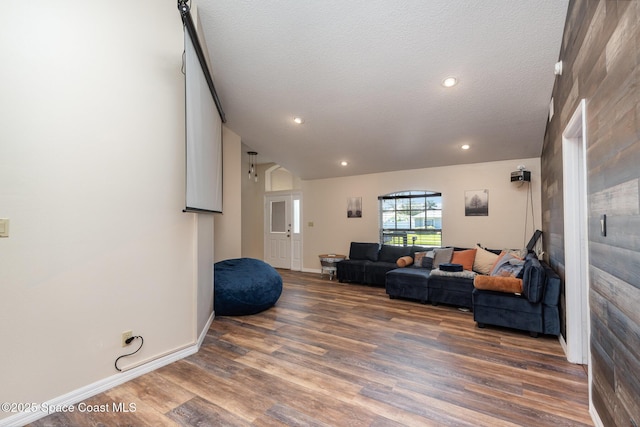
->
[184,23,223,213]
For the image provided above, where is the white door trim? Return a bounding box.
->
[561,99,590,366]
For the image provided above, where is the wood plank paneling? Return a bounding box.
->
[589,179,639,216]
[28,271,591,427]
[591,266,640,329]
[591,242,640,289]
[542,0,640,425]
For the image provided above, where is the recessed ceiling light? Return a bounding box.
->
[341,161,348,166]
[442,77,458,88]
[461,144,470,150]
[293,117,304,124]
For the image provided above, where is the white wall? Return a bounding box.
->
[0,0,197,418]
[302,158,542,270]
[192,0,216,341]
[214,127,242,262]
[270,167,295,192]
[241,162,270,259]
[196,215,214,336]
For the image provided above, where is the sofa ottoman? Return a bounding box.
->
[428,272,476,309]
[386,268,430,303]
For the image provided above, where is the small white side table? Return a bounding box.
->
[318,254,346,280]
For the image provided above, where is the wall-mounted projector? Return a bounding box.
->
[511,170,531,182]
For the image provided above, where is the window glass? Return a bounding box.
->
[271,200,286,233]
[293,199,300,234]
[378,191,442,247]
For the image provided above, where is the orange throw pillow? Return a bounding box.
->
[451,249,477,271]
[474,275,523,293]
[396,256,414,267]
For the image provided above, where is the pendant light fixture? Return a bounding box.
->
[247,151,258,182]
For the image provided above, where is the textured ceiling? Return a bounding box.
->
[196,0,568,180]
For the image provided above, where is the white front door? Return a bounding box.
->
[264,192,303,270]
[265,194,292,269]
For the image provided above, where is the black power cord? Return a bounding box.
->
[114,336,144,372]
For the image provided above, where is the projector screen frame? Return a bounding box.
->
[179,0,226,214]
[178,0,225,123]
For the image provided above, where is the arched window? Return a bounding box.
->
[379,191,442,247]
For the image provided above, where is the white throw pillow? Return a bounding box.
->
[473,244,500,275]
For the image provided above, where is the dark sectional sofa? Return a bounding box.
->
[336,242,414,286]
[336,242,561,337]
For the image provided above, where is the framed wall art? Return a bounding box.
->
[465,189,489,216]
[347,197,362,218]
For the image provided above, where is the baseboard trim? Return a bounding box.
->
[197,310,215,348]
[302,267,321,274]
[590,406,604,427]
[559,333,568,357]
[2,337,206,427]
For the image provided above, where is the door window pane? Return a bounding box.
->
[271,200,286,233]
[293,199,300,234]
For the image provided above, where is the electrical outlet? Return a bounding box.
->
[121,330,133,347]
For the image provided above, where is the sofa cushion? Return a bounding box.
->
[451,249,477,271]
[541,262,561,306]
[336,259,370,283]
[474,275,523,293]
[378,245,411,262]
[522,256,546,303]
[364,261,399,286]
[473,244,500,275]
[433,247,453,268]
[473,289,542,316]
[349,242,380,261]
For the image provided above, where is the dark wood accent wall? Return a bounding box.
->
[541,1,640,426]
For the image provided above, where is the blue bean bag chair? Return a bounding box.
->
[214,258,283,316]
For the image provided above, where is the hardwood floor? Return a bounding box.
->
[29,270,592,426]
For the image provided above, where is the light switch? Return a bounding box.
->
[0,218,9,238]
